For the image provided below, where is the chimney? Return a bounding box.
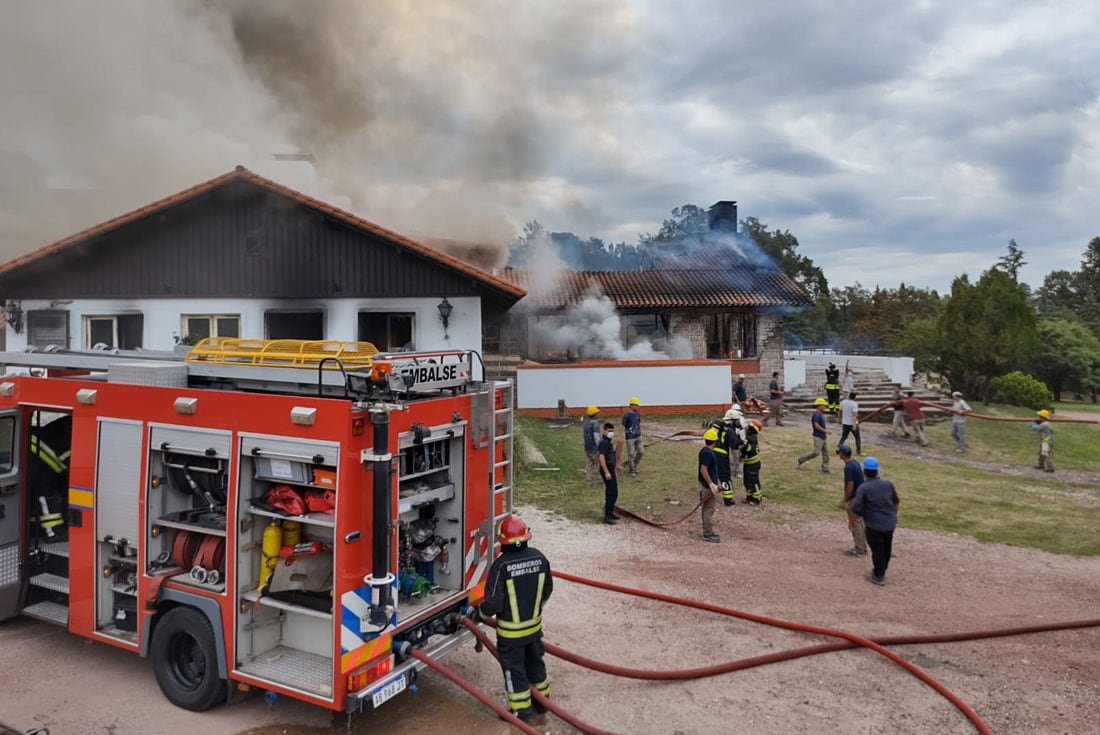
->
[708,200,738,232]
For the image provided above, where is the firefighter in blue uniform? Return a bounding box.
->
[479,516,553,723]
[741,419,764,504]
[710,407,743,506]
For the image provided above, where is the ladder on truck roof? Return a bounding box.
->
[0,339,482,396]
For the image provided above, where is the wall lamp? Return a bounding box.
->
[437,297,453,335]
[4,301,23,335]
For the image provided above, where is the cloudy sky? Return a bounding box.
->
[1,0,1097,293]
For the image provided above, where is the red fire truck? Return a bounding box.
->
[0,339,513,714]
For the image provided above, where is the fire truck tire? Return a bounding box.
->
[150,606,226,711]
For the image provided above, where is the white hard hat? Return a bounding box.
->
[723,408,739,421]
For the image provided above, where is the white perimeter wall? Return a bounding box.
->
[783,351,914,387]
[3,296,483,354]
[517,361,732,410]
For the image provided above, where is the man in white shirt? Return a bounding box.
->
[839,392,861,455]
[950,391,972,453]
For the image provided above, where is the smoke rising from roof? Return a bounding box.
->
[0,1,634,265]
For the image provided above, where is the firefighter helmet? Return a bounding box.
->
[586,405,599,416]
[703,428,719,442]
[499,516,531,546]
[749,419,762,432]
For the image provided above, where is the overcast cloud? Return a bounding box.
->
[1,0,1097,292]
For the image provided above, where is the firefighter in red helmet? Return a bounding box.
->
[479,516,554,723]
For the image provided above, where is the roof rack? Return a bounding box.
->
[184,338,379,369]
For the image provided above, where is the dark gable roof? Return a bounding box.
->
[499,264,812,310]
[0,166,525,302]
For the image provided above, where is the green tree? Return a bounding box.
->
[1033,269,1079,320]
[1032,319,1100,401]
[995,239,1027,281]
[1073,236,1100,332]
[936,269,1041,400]
[638,204,709,244]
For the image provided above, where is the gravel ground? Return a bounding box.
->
[441,500,1100,735]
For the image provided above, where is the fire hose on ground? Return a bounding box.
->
[408,573,1100,735]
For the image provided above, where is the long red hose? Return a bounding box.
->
[543,617,1100,679]
[553,569,994,734]
[459,617,621,735]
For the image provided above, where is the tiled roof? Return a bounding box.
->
[0,166,526,301]
[499,265,812,310]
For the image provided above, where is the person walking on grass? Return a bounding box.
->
[698,428,722,543]
[837,444,866,557]
[847,456,899,586]
[621,397,644,477]
[597,422,620,524]
[1031,409,1055,473]
[902,389,928,447]
[765,371,785,426]
[796,398,830,473]
[950,391,972,453]
[888,384,911,439]
[839,391,862,455]
[583,406,600,485]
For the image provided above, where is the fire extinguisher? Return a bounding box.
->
[258,520,283,592]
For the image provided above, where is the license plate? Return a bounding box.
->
[371,675,406,708]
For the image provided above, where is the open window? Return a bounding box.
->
[265,310,324,340]
[358,311,414,351]
[83,314,143,349]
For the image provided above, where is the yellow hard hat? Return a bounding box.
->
[703,428,719,442]
[629,397,640,406]
[814,397,827,406]
[1037,409,1050,419]
[586,405,599,416]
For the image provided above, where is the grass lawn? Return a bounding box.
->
[514,409,1100,557]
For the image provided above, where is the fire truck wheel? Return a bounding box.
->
[151,606,226,711]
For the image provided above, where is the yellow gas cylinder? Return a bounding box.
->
[258,520,283,591]
[282,520,302,548]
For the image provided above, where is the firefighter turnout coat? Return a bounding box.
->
[479,544,553,641]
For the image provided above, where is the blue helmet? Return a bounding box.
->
[863,456,880,471]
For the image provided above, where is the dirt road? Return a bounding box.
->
[3,495,1099,734]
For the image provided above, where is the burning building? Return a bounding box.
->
[487,201,813,391]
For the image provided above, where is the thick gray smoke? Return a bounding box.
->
[0,1,635,265]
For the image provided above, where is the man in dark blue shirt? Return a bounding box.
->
[597,422,619,525]
[847,456,899,585]
[698,428,721,543]
[733,373,747,404]
[837,444,867,557]
[621,397,643,477]
[796,398,830,473]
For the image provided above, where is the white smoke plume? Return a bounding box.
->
[520,232,693,360]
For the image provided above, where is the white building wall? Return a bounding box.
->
[3,296,483,353]
[782,351,914,387]
[517,362,732,410]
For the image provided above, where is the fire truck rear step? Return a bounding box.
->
[22,601,69,626]
[238,645,333,698]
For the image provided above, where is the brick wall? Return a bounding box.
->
[670,313,708,358]
[749,314,785,396]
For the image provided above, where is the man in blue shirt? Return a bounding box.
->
[847,456,900,586]
[698,428,722,543]
[837,444,866,557]
[733,373,747,404]
[621,397,644,477]
[796,398,830,473]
